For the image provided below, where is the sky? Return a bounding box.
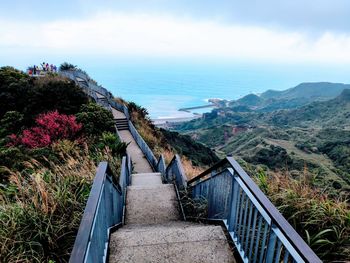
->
[1,0,350,67]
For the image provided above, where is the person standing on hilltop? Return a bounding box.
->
[33,65,36,75]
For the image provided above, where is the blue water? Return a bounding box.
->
[13,57,350,119]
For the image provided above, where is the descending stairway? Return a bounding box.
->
[65,70,323,263]
[108,172,236,263]
[115,118,129,130]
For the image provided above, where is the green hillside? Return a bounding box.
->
[228,82,349,112]
[175,87,350,194]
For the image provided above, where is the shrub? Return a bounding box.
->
[59,62,77,71]
[0,67,88,124]
[0,111,24,138]
[25,77,88,122]
[0,67,32,119]
[76,103,115,136]
[10,111,82,149]
[96,132,128,156]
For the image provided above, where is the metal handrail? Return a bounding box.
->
[188,157,321,263]
[69,158,131,263]
[165,155,187,188]
[156,155,166,182]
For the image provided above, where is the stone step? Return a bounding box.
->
[126,184,180,225]
[115,120,128,124]
[131,172,162,186]
[109,223,235,263]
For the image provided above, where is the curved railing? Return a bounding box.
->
[156,154,166,182]
[165,155,187,189]
[69,158,131,263]
[186,157,322,263]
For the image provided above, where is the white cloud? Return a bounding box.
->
[1,12,350,64]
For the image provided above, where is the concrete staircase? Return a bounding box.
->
[109,172,235,263]
[115,118,129,131]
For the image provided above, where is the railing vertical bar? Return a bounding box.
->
[244,199,254,252]
[253,215,263,263]
[265,229,277,263]
[259,221,270,263]
[248,208,258,261]
[274,240,283,263]
[233,187,242,233]
[240,194,250,249]
[227,177,239,232]
[283,250,290,263]
[237,192,246,242]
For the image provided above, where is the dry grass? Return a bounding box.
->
[253,168,350,261]
[180,156,205,180]
[0,141,120,262]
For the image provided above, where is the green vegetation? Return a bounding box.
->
[59,62,77,71]
[160,129,219,167]
[174,84,350,261]
[76,103,115,136]
[0,67,126,262]
[249,167,350,261]
[123,100,219,168]
[0,67,88,125]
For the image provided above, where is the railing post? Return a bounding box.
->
[265,225,277,263]
[227,173,239,232]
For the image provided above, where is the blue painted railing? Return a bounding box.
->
[165,154,187,189]
[156,154,166,182]
[186,157,321,263]
[69,159,131,263]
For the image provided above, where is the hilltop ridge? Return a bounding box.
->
[228,82,349,112]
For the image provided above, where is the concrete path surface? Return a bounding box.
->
[118,130,153,173]
[109,172,236,263]
[111,107,153,174]
[108,106,235,263]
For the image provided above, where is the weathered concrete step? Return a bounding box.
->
[110,223,227,247]
[131,173,162,186]
[126,184,180,225]
[109,223,235,263]
[116,125,129,129]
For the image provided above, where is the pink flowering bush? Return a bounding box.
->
[9,111,82,148]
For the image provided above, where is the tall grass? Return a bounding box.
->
[0,142,119,262]
[253,168,350,261]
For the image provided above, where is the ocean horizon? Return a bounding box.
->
[15,58,350,119]
[80,59,349,119]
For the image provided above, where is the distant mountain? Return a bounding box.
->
[229,82,349,112]
[260,82,349,100]
[265,89,350,128]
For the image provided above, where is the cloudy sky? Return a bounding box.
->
[1,0,350,66]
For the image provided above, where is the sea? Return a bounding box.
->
[17,57,350,120]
